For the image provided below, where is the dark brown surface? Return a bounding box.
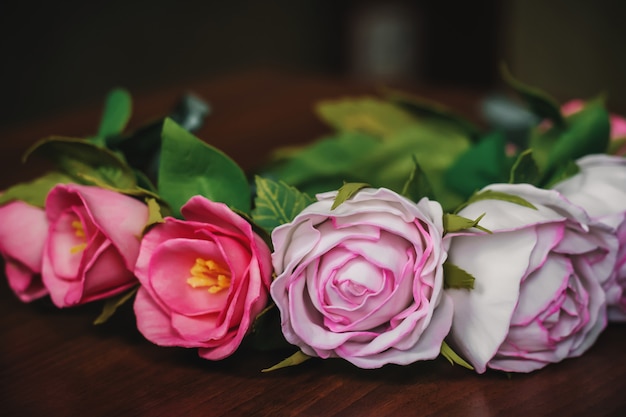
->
[1,71,625,417]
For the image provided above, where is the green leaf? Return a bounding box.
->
[0,171,74,208]
[500,63,565,128]
[543,160,580,189]
[441,341,474,370]
[96,88,132,143]
[401,155,436,202]
[23,137,137,189]
[331,182,370,210]
[608,138,626,155]
[315,97,418,138]
[541,99,610,182]
[261,350,312,372]
[443,262,475,290]
[382,87,482,141]
[445,131,511,199]
[457,189,537,213]
[252,176,315,234]
[93,286,139,325]
[260,131,380,197]
[509,149,540,185]
[158,118,250,217]
[443,213,490,234]
[141,197,166,235]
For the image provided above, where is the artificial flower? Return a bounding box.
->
[446,183,616,373]
[270,187,453,369]
[42,184,148,307]
[133,195,272,360]
[553,154,626,321]
[0,200,48,302]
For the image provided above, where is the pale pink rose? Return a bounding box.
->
[42,184,148,307]
[561,99,626,154]
[0,200,48,302]
[446,183,616,373]
[270,188,453,369]
[133,196,272,360]
[553,154,626,321]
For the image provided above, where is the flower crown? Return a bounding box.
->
[2,67,626,374]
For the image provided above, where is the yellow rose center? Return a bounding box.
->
[70,220,87,254]
[186,258,231,294]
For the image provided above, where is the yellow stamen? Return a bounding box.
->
[70,220,87,254]
[186,258,231,294]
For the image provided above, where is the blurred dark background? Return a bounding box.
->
[1,0,625,128]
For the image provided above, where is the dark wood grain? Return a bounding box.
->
[1,71,625,417]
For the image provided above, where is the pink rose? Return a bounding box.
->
[42,184,148,307]
[446,183,616,373]
[133,196,272,360]
[0,200,48,302]
[270,188,453,369]
[561,99,626,155]
[553,154,626,321]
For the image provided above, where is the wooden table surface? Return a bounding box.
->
[1,71,625,416]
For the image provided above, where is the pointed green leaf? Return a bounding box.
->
[158,118,250,217]
[441,341,474,370]
[24,137,137,189]
[0,171,74,208]
[401,155,436,202]
[500,63,565,128]
[443,213,490,234]
[315,97,418,138]
[457,189,537,213]
[93,286,139,325]
[331,182,370,210]
[252,176,315,234]
[261,350,312,372]
[96,88,133,141]
[509,149,540,185]
[382,87,482,141]
[443,262,475,290]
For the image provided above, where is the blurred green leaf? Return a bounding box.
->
[158,118,250,217]
[382,87,482,141]
[96,88,133,144]
[543,160,580,189]
[24,136,137,189]
[252,176,315,234]
[260,131,380,196]
[315,97,418,138]
[0,171,74,208]
[401,155,436,202]
[509,149,540,185]
[500,63,565,128]
[541,99,610,182]
[445,131,511,199]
